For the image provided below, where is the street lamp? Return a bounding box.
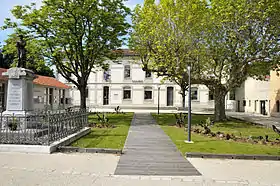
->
[157,85,160,115]
[185,65,193,143]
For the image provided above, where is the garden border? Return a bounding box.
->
[186,152,280,161]
[57,146,122,154]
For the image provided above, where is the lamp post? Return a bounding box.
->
[185,65,193,143]
[158,85,160,115]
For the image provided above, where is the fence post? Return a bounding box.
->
[0,112,2,131]
[47,111,50,145]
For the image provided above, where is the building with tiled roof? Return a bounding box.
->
[0,68,71,111]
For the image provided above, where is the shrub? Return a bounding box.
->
[174,112,186,128]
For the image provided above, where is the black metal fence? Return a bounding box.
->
[0,108,88,145]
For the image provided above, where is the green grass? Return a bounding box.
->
[153,113,280,155]
[71,113,134,149]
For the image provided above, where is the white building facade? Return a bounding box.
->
[233,77,270,115]
[58,54,237,112]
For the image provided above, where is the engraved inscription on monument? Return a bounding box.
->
[7,80,22,110]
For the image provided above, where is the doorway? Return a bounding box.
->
[260,100,266,115]
[103,86,109,105]
[167,87,174,106]
[237,100,240,112]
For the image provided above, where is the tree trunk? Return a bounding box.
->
[181,87,186,109]
[214,87,227,121]
[79,84,87,110]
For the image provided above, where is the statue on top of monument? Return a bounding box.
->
[16,35,27,68]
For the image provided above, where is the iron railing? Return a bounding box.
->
[0,109,88,145]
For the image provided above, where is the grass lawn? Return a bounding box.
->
[71,113,134,149]
[153,113,280,155]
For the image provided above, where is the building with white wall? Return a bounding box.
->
[58,50,236,111]
[0,68,71,111]
[234,76,270,115]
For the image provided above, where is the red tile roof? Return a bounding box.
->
[33,75,70,89]
[0,68,69,89]
[0,68,8,81]
[113,49,138,56]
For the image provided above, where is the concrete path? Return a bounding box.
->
[227,112,280,128]
[114,113,200,176]
[0,152,280,185]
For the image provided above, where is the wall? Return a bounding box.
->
[33,85,71,110]
[269,71,280,117]
[60,59,238,111]
[234,77,270,115]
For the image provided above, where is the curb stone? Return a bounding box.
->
[186,152,280,161]
[57,146,123,154]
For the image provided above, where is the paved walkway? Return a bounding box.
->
[114,113,200,176]
[0,152,280,185]
[227,112,280,128]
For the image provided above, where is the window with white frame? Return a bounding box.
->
[144,87,153,100]
[123,86,131,99]
[191,87,198,100]
[124,65,130,78]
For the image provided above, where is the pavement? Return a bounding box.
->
[115,113,199,176]
[226,112,280,128]
[0,152,280,186]
[1,112,280,185]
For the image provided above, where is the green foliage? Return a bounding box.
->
[0,50,13,69]
[96,112,111,128]
[114,106,122,114]
[153,114,280,155]
[130,0,207,107]
[198,0,280,121]
[2,0,131,108]
[1,33,54,77]
[7,118,19,131]
[174,112,186,128]
[71,113,134,149]
[131,0,280,121]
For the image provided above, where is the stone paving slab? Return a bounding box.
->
[0,152,279,185]
[114,113,200,176]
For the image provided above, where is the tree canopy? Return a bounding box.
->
[131,0,280,121]
[1,32,54,77]
[130,0,206,108]
[3,0,131,109]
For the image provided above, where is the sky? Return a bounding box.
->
[0,0,143,46]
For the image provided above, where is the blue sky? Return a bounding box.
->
[0,0,143,46]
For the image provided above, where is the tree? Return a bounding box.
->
[1,32,54,77]
[130,0,206,108]
[3,0,130,109]
[198,0,280,121]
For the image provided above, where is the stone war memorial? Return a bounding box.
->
[0,35,90,153]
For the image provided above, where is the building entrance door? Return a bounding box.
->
[260,100,266,115]
[237,100,240,112]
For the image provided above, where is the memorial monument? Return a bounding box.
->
[2,35,36,129]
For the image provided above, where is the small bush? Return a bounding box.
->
[114,106,121,114]
[96,112,110,128]
[174,112,186,128]
[7,118,18,131]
